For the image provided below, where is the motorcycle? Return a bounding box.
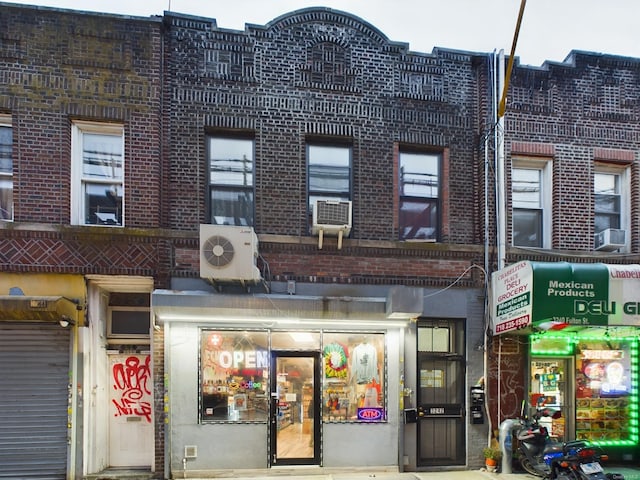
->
[548,440,624,480]
[514,405,622,480]
[516,406,566,477]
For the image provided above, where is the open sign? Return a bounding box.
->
[357,407,384,422]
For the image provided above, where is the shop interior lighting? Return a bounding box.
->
[155,312,410,328]
[532,334,639,447]
[530,334,574,355]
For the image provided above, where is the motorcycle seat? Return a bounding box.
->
[543,443,564,454]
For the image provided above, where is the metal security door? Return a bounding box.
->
[0,323,70,479]
[271,353,319,466]
[416,320,465,467]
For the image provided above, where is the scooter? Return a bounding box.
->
[548,440,624,480]
[516,406,565,477]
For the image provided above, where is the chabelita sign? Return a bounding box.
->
[491,261,640,335]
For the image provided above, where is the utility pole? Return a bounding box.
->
[496,0,527,270]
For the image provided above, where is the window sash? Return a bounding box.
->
[399,198,438,241]
[210,188,254,226]
[399,151,440,241]
[400,152,439,198]
[0,123,12,221]
[512,168,541,209]
[72,122,124,226]
[513,208,542,248]
[594,172,621,233]
[307,144,351,198]
[209,137,255,227]
[512,166,544,247]
[81,133,123,226]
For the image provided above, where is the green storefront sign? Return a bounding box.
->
[491,261,640,334]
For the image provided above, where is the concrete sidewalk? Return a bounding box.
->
[184,466,640,480]
[186,468,533,480]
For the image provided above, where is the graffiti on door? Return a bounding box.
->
[112,354,152,422]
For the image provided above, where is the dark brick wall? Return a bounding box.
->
[0,5,163,229]
[2,5,640,475]
[164,9,479,244]
[493,53,640,254]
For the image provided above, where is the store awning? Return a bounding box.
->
[0,295,83,325]
[152,286,423,328]
[490,261,640,335]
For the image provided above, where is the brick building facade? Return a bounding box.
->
[0,3,639,479]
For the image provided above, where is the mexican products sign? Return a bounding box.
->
[491,261,640,335]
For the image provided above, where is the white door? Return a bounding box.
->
[108,353,153,467]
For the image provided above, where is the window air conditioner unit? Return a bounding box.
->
[594,228,626,252]
[312,200,352,250]
[199,225,261,282]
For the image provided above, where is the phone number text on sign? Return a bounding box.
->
[495,314,530,333]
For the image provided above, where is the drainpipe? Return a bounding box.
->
[495,49,506,272]
[164,320,171,480]
[69,321,80,480]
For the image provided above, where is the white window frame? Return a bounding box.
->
[71,121,125,227]
[0,114,13,222]
[594,164,630,252]
[512,157,552,249]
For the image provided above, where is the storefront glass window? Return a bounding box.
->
[575,338,637,445]
[200,330,269,422]
[322,332,385,422]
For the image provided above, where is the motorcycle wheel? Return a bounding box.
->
[520,456,544,477]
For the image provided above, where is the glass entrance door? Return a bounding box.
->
[271,353,319,466]
[529,357,574,442]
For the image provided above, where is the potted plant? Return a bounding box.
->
[483,446,502,472]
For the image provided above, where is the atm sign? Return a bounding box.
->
[357,407,384,422]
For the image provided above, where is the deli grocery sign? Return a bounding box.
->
[491,261,640,335]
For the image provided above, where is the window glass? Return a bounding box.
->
[575,339,633,445]
[308,144,350,202]
[594,172,621,232]
[0,120,12,221]
[512,167,542,247]
[322,332,385,423]
[399,151,440,241]
[200,330,269,422]
[72,123,124,226]
[109,309,150,337]
[209,137,254,226]
[417,320,465,406]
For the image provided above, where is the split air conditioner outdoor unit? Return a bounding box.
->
[312,200,352,249]
[199,225,261,282]
[594,228,626,252]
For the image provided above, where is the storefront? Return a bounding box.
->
[152,287,421,477]
[491,261,640,457]
[0,273,85,480]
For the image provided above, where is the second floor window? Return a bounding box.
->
[512,167,542,247]
[307,143,351,223]
[71,121,124,226]
[208,136,254,226]
[594,171,622,233]
[399,151,440,241]
[0,116,12,221]
[512,159,552,249]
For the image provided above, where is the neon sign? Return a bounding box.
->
[357,407,384,422]
[218,349,268,369]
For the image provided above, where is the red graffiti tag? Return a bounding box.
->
[112,355,152,422]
